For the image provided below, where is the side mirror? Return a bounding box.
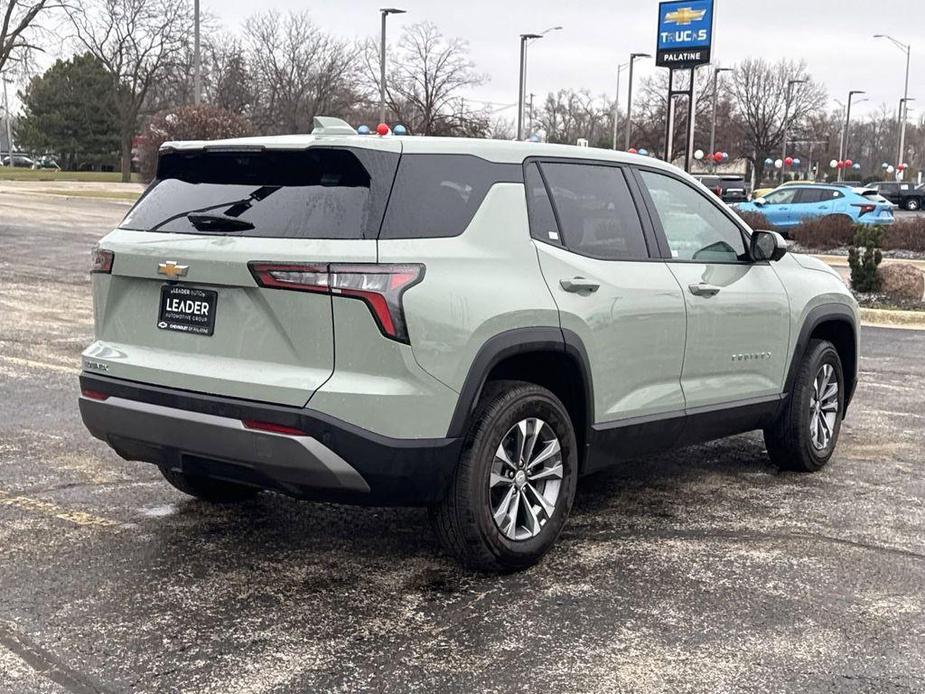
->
[751,230,788,262]
[753,197,767,207]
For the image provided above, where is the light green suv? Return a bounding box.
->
[79,117,859,571]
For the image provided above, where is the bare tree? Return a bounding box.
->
[244,10,361,135]
[0,1,63,75]
[536,89,612,147]
[68,0,193,181]
[729,58,826,182]
[365,21,485,135]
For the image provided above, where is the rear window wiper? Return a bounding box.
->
[186,214,255,232]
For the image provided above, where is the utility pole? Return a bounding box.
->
[379,8,406,124]
[2,77,11,164]
[709,67,732,159]
[193,0,201,105]
[624,52,650,150]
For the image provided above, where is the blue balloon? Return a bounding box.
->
[638,148,649,156]
[393,124,407,135]
[528,134,540,142]
[357,125,370,134]
[792,158,801,167]
[852,163,861,170]
[881,162,890,169]
[764,158,774,165]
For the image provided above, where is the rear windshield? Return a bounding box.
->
[121,148,398,239]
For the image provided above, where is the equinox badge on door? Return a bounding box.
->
[158,261,189,279]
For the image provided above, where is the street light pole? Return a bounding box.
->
[874,34,911,169]
[623,52,651,151]
[781,78,806,173]
[839,90,865,182]
[193,0,201,105]
[709,67,732,160]
[612,62,628,150]
[379,8,406,125]
[516,26,561,141]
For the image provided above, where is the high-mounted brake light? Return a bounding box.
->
[249,262,424,343]
[90,246,114,274]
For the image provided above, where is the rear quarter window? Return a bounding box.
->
[378,154,522,239]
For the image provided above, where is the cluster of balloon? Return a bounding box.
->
[627,148,651,156]
[828,159,857,170]
[357,123,408,136]
[693,150,729,162]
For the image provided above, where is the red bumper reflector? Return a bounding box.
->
[81,388,110,401]
[241,419,305,436]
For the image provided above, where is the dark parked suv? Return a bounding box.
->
[695,175,750,204]
[867,181,925,211]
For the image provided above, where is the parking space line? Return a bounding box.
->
[0,355,80,375]
[0,489,121,528]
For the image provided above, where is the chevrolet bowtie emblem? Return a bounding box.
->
[665,7,706,25]
[158,261,189,279]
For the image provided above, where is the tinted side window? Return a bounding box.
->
[795,188,826,204]
[379,154,521,239]
[540,162,648,260]
[763,188,798,204]
[640,169,747,262]
[524,163,562,246]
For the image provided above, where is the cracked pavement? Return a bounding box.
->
[0,193,923,693]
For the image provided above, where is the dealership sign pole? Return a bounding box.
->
[656,0,715,172]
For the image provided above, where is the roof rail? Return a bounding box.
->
[312,116,357,137]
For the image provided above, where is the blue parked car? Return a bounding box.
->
[734,184,894,231]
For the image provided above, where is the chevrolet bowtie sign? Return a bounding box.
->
[656,0,714,69]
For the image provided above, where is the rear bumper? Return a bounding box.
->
[79,373,462,506]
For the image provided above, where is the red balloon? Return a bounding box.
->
[898,163,907,171]
[628,148,638,154]
[376,123,389,136]
[784,156,794,166]
[714,152,723,161]
[844,159,852,167]
[705,153,715,161]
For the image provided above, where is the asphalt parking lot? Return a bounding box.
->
[1,192,923,693]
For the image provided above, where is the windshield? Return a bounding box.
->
[121,148,398,239]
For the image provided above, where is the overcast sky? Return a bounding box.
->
[201,0,922,123]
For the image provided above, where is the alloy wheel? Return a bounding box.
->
[809,363,839,451]
[489,417,563,541]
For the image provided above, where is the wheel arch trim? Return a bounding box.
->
[784,303,858,410]
[445,327,595,441]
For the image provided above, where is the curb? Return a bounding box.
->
[814,254,925,272]
[860,307,925,331]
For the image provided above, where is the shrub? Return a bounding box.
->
[848,226,884,292]
[735,210,770,231]
[790,215,856,250]
[882,217,925,253]
[138,105,255,182]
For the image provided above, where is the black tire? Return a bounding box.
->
[903,197,920,211]
[430,380,578,572]
[764,339,844,472]
[158,465,258,503]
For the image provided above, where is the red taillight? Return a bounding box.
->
[852,203,876,216]
[713,186,723,197]
[241,419,305,436]
[249,262,424,343]
[90,246,113,274]
[81,388,109,401]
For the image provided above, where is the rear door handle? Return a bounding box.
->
[560,277,600,293]
[688,282,721,297]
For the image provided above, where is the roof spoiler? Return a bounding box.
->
[311,116,357,137]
